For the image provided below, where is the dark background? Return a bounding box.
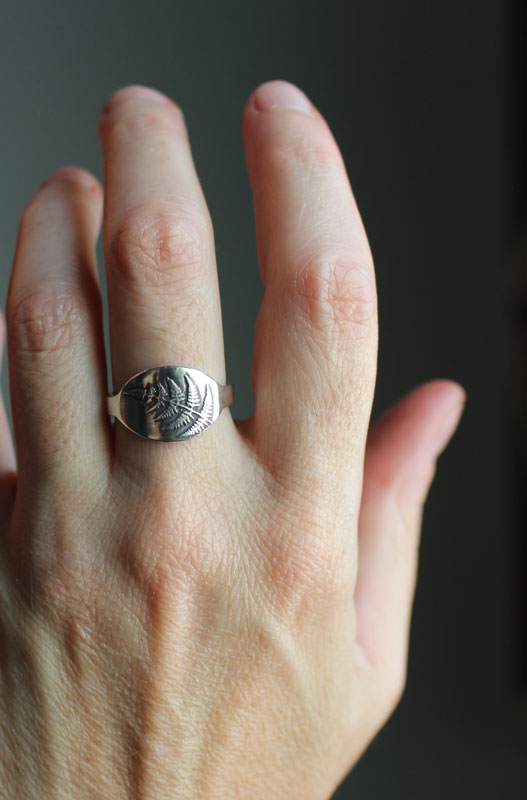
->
[0,1,524,797]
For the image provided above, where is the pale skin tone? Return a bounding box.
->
[0,81,465,798]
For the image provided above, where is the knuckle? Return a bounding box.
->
[109,499,235,644]
[7,286,86,363]
[112,475,230,596]
[13,508,134,664]
[107,206,212,289]
[260,503,354,624]
[35,551,131,668]
[287,252,377,340]
[38,551,100,622]
[8,515,102,626]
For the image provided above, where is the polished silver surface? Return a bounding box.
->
[107,366,233,442]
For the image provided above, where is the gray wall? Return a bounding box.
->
[0,1,524,797]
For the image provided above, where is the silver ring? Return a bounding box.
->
[107,365,234,442]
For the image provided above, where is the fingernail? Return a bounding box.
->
[42,166,97,189]
[100,85,172,115]
[253,80,313,113]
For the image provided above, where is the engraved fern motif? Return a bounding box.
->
[144,376,185,422]
[184,383,213,438]
[122,370,214,437]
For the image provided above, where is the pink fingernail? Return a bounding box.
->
[253,80,313,113]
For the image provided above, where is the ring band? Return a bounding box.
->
[107,365,234,442]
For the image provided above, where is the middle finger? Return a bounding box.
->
[98,86,227,453]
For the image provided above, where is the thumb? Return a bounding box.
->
[353,380,465,718]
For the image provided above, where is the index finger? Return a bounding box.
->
[241,81,378,488]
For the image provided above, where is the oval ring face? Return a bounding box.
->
[119,366,221,441]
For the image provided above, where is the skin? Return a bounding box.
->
[0,80,465,799]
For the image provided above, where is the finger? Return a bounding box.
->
[5,167,108,485]
[98,85,230,455]
[353,380,466,715]
[241,80,377,483]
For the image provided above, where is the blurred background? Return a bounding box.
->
[0,1,524,797]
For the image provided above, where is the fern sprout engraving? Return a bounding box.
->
[123,370,214,439]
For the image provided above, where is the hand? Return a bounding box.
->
[0,80,465,799]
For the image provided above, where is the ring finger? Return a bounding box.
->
[98,86,229,464]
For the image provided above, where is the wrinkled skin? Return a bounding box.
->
[0,81,464,799]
